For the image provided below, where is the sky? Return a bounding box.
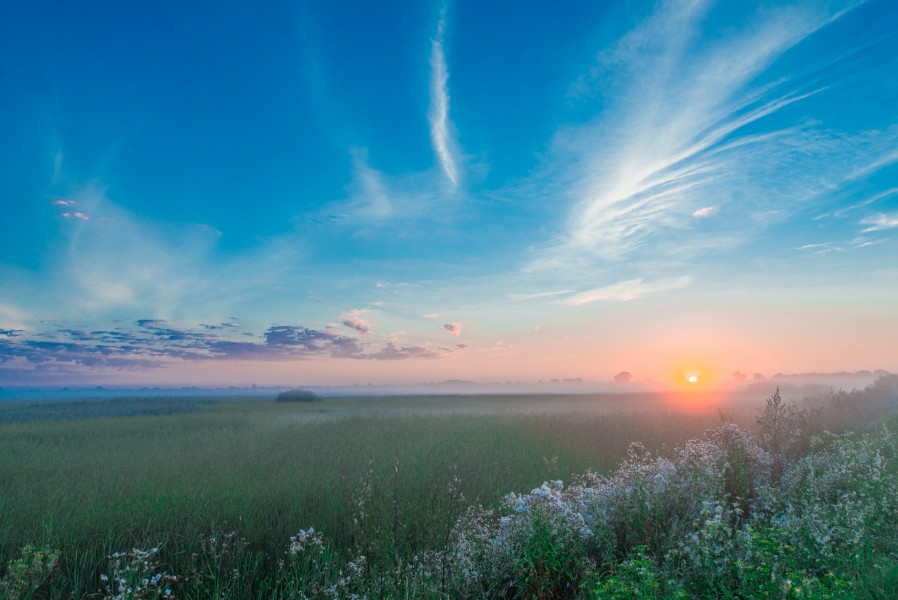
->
[1,0,897,388]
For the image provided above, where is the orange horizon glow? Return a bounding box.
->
[668,362,717,390]
[658,362,732,410]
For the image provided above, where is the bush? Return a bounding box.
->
[275,389,322,403]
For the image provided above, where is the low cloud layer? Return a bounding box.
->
[0,318,464,375]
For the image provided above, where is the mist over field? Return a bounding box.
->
[3,376,898,598]
[3,0,898,597]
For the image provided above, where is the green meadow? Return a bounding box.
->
[1,382,897,598]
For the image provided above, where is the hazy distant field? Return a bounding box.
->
[1,383,896,598]
[0,389,766,422]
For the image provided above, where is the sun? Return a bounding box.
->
[667,362,716,392]
[663,362,725,410]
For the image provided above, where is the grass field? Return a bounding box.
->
[1,382,896,598]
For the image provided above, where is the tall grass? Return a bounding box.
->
[1,378,896,598]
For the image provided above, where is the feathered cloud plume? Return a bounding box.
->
[429,7,459,187]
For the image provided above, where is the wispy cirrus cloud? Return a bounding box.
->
[314,149,462,229]
[794,242,835,251]
[860,212,898,232]
[813,187,898,220]
[529,0,894,273]
[507,290,573,302]
[429,6,459,187]
[0,304,29,332]
[302,5,464,232]
[562,276,693,306]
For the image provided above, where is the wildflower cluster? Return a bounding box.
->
[289,528,325,556]
[435,422,896,598]
[773,426,898,569]
[100,547,177,600]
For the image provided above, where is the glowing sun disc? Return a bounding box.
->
[688,375,698,383]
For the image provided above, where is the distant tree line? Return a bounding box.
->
[275,389,322,403]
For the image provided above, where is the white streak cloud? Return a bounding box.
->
[532,0,874,270]
[429,10,459,187]
[861,212,898,232]
[562,276,693,305]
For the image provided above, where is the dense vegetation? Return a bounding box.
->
[1,378,896,598]
[0,397,214,423]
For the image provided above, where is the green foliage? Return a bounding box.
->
[274,389,322,403]
[0,544,59,600]
[756,387,807,481]
[0,397,212,423]
[510,506,590,598]
[582,546,682,599]
[1,378,897,598]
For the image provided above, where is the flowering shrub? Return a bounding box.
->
[430,420,893,598]
[0,545,59,600]
[771,427,898,572]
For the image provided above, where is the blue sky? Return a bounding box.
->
[1,0,897,386]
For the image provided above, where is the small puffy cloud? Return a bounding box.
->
[732,371,747,381]
[692,206,716,218]
[51,199,78,207]
[62,211,90,220]
[340,309,371,334]
[424,313,440,319]
[443,322,463,335]
[860,212,898,232]
[342,316,371,334]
